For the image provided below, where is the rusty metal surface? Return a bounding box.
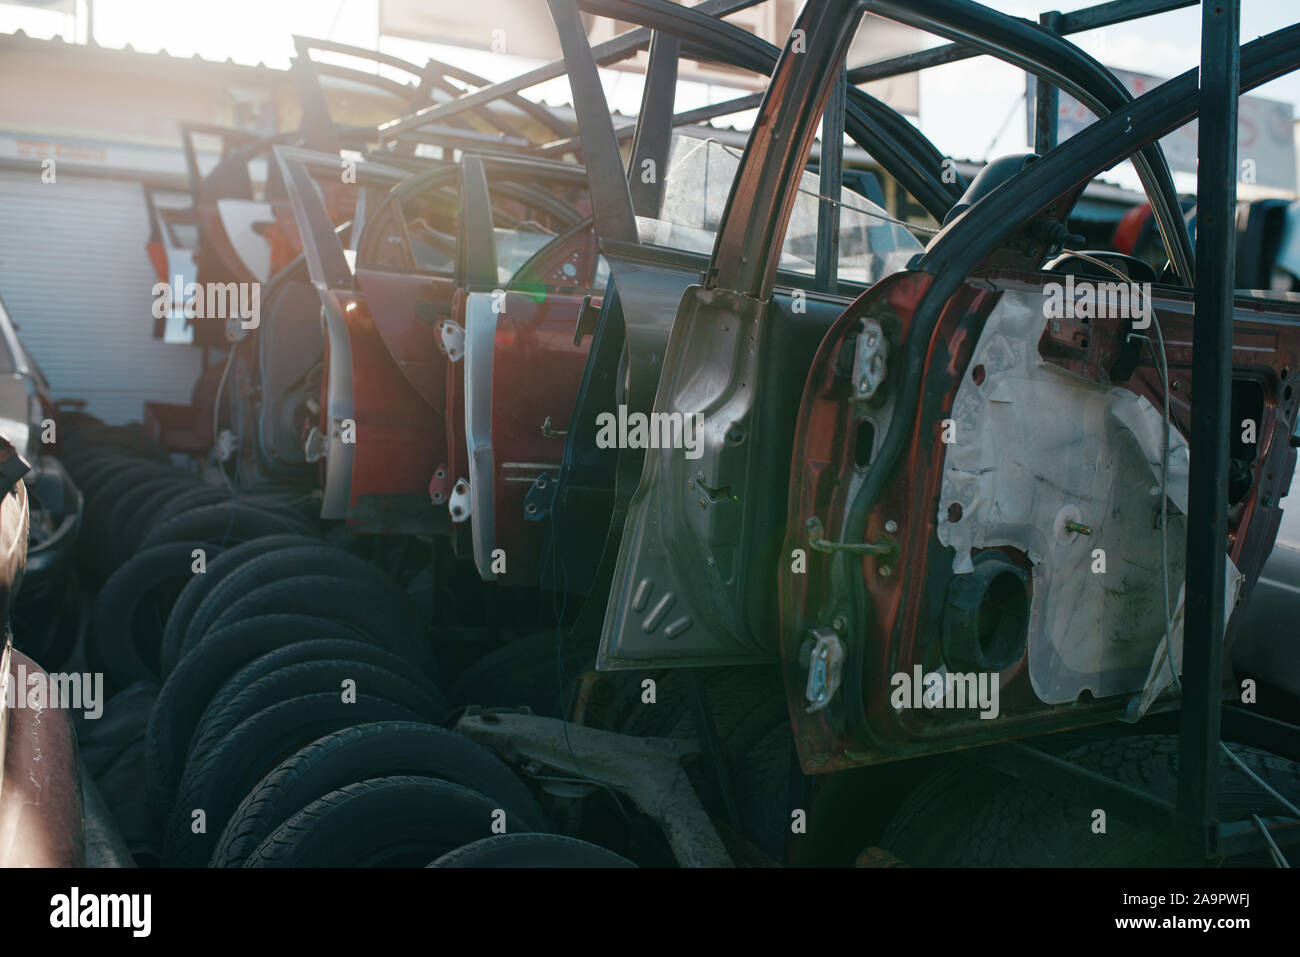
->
[0,647,84,867]
[456,710,731,867]
[780,270,1300,773]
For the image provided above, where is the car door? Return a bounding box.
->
[774,6,1300,770]
[274,146,447,531]
[548,0,951,663]
[448,155,600,584]
[277,146,595,541]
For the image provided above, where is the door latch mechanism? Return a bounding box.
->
[805,627,845,713]
[805,516,895,557]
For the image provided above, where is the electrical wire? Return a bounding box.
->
[1251,814,1291,868]
[1146,311,1180,694]
[702,138,943,234]
[1065,250,1180,694]
[1220,741,1300,820]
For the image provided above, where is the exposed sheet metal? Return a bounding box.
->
[464,292,499,580]
[936,288,1239,705]
[1131,557,1242,719]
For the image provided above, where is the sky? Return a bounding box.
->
[3,0,1299,192]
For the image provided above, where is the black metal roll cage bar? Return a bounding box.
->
[552,0,1198,298]
[553,0,965,261]
[373,0,768,144]
[863,0,1194,283]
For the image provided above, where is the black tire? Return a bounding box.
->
[633,666,791,861]
[614,667,782,741]
[405,565,434,630]
[448,631,595,718]
[87,542,226,690]
[243,776,499,867]
[238,489,321,521]
[159,534,322,676]
[882,734,1300,866]
[213,721,546,866]
[13,579,83,669]
[104,475,202,568]
[146,487,316,534]
[58,410,107,439]
[666,666,785,742]
[175,546,408,668]
[724,699,800,863]
[63,427,167,468]
[138,485,241,540]
[163,694,425,867]
[146,615,371,817]
[70,450,165,491]
[83,462,186,526]
[196,639,443,741]
[140,501,315,551]
[619,669,691,737]
[429,833,635,868]
[186,659,449,772]
[79,463,191,582]
[201,575,432,674]
[119,481,211,559]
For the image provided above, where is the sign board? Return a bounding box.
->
[1028,68,1296,191]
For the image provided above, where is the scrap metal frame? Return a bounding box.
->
[848,0,1297,861]
[1179,0,1241,859]
[374,0,770,144]
[543,0,1298,862]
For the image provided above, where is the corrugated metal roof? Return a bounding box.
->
[0,28,285,77]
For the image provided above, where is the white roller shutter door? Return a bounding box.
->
[0,170,201,424]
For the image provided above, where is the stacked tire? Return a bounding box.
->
[137,536,599,867]
[60,420,319,691]
[63,419,632,868]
